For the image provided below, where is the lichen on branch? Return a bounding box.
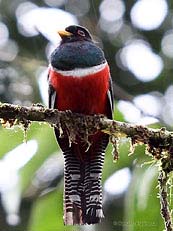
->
[0,102,173,155]
[1,102,173,163]
[158,170,173,231]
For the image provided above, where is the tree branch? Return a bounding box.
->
[1,102,173,159]
[158,171,173,231]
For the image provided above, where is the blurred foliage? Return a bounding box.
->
[0,0,173,231]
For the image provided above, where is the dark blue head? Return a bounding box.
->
[51,25,105,70]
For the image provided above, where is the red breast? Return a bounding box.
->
[49,64,110,116]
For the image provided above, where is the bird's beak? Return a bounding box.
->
[58,30,73,38]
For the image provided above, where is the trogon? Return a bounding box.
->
[48,25,114,225]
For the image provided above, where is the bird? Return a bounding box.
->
[48,25,114,225]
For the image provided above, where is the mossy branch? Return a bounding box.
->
[158,171,173,231]
[1,102,173,159]
[0,102,173,230]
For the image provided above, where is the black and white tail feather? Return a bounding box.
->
[55,128,109,224]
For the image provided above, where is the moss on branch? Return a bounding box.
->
[1,102,173,156]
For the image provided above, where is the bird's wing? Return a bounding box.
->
[48,67,57,109]
[48,83,57,109]
[106,76,114,119]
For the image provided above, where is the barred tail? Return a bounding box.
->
[55,129,109,225]
[83,135,108,224]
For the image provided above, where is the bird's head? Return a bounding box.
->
[58,25,93,44]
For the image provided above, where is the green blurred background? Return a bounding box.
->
[0,0,173,230]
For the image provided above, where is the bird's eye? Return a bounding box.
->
[77,30,85,37]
